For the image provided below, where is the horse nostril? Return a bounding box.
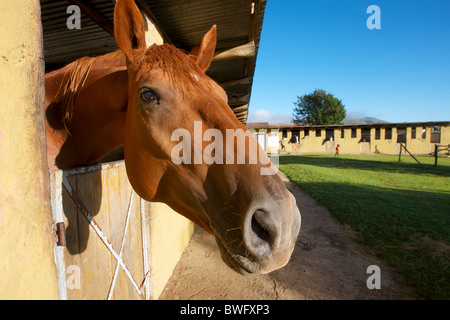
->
[246,209,280,259]
[251,210,272,244]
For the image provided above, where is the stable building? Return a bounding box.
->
[247,121,450,156]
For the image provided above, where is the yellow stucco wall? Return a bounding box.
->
[370,127,398,154]
[404,126,431,155]
[439,126,450,147]
[0,0,58,299]
[143,12,164,47]
[148,203,194,299]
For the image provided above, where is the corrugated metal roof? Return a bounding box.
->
[40,0,267,124]
[41,0,117,65]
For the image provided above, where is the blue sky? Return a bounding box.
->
[248,0,450,124]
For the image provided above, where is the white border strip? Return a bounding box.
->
[50,170,68,300]
[140,198,152,299]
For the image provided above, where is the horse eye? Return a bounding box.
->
[140,89,158,103]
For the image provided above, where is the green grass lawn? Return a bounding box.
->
[278,154,450,299]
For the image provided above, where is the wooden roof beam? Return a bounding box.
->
[231,104,249,113]
[213,41,255,61]
[67,1,171,45]
[220,77,253,88]
[66,0,114,36]
[229,94,250,106]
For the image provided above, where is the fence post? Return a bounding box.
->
[398,144,402,162]
[434,144,438,166]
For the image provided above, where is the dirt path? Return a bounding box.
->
[159,173,411,300]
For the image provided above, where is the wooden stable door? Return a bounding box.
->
[50,161,151,300]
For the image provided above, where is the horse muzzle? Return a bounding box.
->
[215,191,301,275]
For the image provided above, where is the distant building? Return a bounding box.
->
[246,121,450,156]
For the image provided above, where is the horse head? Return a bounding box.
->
[114,0,300,274]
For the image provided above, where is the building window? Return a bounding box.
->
[385,127,392,140]
[375,128,381,140]
[282,130,288,139]
[397,127,406,144]
[290,131,299,143]
[304,129,309,137]
[316,129,321,137]
[431,126,441,143]
[341,129,345,139]
[351,128,357,138]
[421,127,426,139]
[325,129,334,141]
[411,127,416,139]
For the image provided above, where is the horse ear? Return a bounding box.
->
[190,25,217,72]
[114,0,146,62]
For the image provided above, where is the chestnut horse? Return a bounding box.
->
[45,0,301,274]
[45,50,128,169]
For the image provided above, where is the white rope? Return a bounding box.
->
[107,189,135,300]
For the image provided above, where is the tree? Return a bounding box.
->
[292,89,346,125]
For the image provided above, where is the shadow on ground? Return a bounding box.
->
[159,173,412,300]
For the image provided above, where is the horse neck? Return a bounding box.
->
[45,50,129,170]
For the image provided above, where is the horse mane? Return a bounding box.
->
[51,50,126,124]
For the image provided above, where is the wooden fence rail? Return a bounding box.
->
[398,143,423,168]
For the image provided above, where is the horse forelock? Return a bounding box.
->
[131,44,211,94]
